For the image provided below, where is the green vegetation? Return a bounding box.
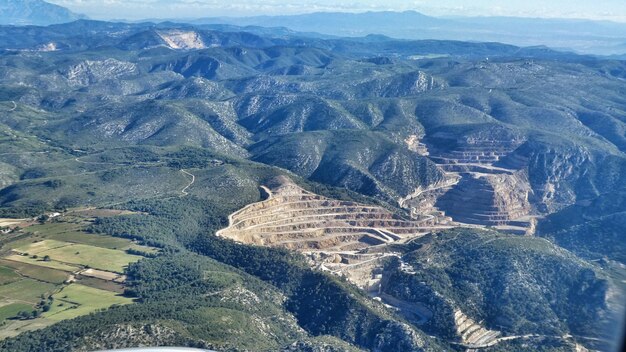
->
[0,267,19,285]
[0,279,56,304]
[0,191,443,351]
[44,284,132,321]
[0,303,34,321]
[538,191,626,264]
[3,255,79,272]
[0,260,68,284]
[14,239,71,255]
[16,241,143,273]
[250,130,445,201]
[382,229,615,342]
[0,213,160,341]
[26,222,154,251]
[0,251,364,351]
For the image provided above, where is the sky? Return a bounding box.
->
[47,0,626,22]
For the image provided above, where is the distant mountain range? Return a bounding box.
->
[0,0,86,26]
[191,11,626,56]
[0,1,624,55]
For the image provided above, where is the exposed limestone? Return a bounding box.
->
[454,309,501,348]
[37,42,58,52]
[217,176,452,287]
[405,135,430,156]
[65,59,138,86]
[157,30,207,50]
[435,171,533,233]
[411,129,537,235]
[74,323,209,351]
[378,293,433,325]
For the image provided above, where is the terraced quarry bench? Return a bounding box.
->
[408,133,538,235]
[217,177,445,252]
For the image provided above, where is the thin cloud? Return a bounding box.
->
[47,0,626,22]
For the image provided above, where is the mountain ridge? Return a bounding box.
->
[0,0,86,26]
[187,10,626,55]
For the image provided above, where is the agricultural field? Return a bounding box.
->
[44,284,132,321]
[0,279,56,304]
[0,266,20,285]
[0,219,26,228]
[21,221,157,253]
[0,260,71,284]
[0,212,159,339]
[3,254,79,272]
[0,303,33,321]
[14,240,144,273]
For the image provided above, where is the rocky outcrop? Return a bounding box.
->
[157,30,207,50]
[499,141,595,213]
[73,323,210,352]
[453,309,501,348]
[64,59,138,86]
[355,71,445,98]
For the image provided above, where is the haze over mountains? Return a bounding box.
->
[2,0,626,55]
[192,11,626,56]
[0,0,86,26]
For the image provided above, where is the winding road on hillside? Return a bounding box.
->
[0,151,49,156]
[180,169,195,196]
[452,332,612,349]
[74,157,120,166]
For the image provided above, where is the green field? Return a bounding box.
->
[27,242,141,273]
[0,279,56,304]
[0,318,55,340]
[14,239,70,255]
[0,266,20,285]
[3,255,79,272]
[0,303,34,321]
[14,240,144,273]
[49,230,143,250]
[0,215,157,340]
[0,260,69,284]
[27,222,154,251]
[18,222,159,255]
[44,284,132,321]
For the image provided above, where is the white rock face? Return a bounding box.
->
[65,59,138,86]
[37,42,58,52]
[454,309,501,348]
[157,30,207,50]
